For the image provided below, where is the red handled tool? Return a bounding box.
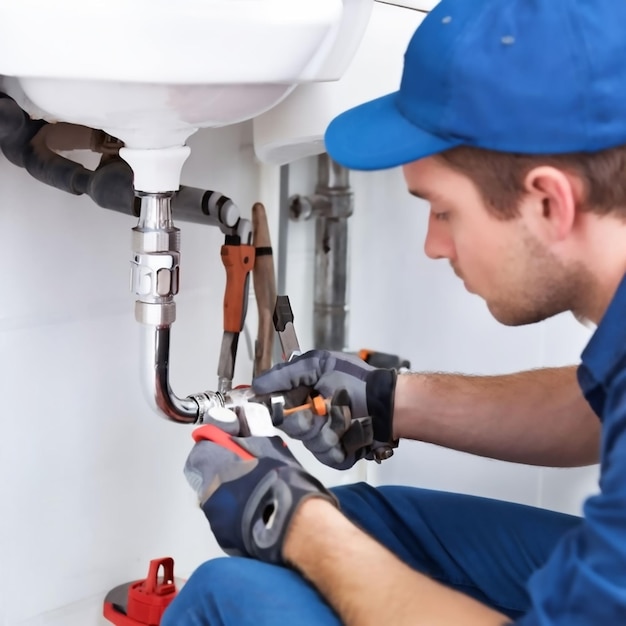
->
[103,557,179,626]
[192,424,255,459]
[218,235,255,393]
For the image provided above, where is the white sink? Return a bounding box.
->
[0,0,372,149]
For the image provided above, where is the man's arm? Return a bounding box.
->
[284,498,512,626]
[394,366,600,467]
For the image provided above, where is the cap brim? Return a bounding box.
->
[324,92,461,171]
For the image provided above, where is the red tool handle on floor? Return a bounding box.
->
[103,557,178,626]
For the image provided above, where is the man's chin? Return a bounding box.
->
[486,301,553,327]
[487,307,526,326]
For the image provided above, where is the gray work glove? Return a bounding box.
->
[252,349,397,469]
[185,424,338,565]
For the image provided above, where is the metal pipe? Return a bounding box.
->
[313,154,353,351]
[132,192,201,423]
[139,325,199,423]
[317,153,350,190]
[314,217,350,350]
[131,192,253,424]
[0,91,258,426]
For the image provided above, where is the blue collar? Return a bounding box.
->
[578,276,626,419]
[581,273,626,386]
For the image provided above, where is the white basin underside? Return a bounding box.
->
[6,77,295,148]
[0,0,374,148]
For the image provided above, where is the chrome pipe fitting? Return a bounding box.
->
[132,192,196,424]
[140,326,199,423]
[131,192,180,313]
[131,192,257,425]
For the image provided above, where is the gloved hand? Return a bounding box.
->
[184,424,338,565]
[252,350,398,469]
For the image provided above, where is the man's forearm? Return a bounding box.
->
[284,498,512,626]
[394,365,600,466]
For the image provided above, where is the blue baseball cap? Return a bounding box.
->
[325,0,626,171]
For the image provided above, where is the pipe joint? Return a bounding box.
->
[131,192,181,305]
[132,228,180,254]
[135,301,177,326]
[313,192,353,220]
[131,249,180,302]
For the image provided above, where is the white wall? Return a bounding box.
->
[0,124,266,625]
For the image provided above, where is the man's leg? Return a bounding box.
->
[161,556,341,626]
[162,483,581,625]
[335,483,582,619]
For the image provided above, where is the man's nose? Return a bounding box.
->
[424,216,454,260]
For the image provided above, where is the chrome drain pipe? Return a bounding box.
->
[139,325,199,423]
[130,189,257,424]
[131,191,201,423]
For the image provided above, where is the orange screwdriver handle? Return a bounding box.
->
[221,243,255,333]
[283,394,328,417]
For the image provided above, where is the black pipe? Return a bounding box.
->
[0,91,242,229]
[22,142,91,196]
[0,92,91,195]
[88,159,137,215]
[0,93,27,140]
[0,94,46,168]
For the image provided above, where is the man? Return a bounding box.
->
[163,0,626,624]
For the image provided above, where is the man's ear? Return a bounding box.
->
[522,166,580,241]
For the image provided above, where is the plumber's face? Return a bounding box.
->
[402,155,580,326]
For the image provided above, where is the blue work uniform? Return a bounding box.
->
[516,273,626,625]
[163,277,626,625]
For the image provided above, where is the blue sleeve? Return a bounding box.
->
[515,371,626,625]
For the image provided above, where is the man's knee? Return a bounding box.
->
[162,556,336,626]
[162,557,241,626]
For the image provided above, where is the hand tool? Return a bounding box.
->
[270,297,365,453]
[272,294,302,361]
[217,233,255,394]
[271,295,395,462]
[358,348,411,371]
[269,294,332,424]
[251,202,277,376]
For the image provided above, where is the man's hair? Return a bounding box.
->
[437,144,626,220]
